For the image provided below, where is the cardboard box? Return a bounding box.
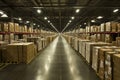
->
[98,48,113,80]
[85,42,109,65]
[92,46,102,72]
[117,23,120,32]
[14,23,19,32]
[113,53,120,80]
[8,22,14,32]
[116,37,120,46]
[79,40,90,57]
[27,37,42,52]
[3,43,36,64]
[105,51,116,80]
[0,35,3,41]
[101,23,105,32]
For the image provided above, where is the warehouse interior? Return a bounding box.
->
[0,0,120,80]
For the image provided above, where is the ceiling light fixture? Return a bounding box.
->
[33,23,36,25]
[84,23,86,25]
[44,17,47,20]
[69,20,72,23]
[71,16,75,20]
[91,20,95,22]
[1,14,8,17]
[18,18,22,21]
[76,9,80,13]
[37,9,41,14]
[48,20,50,23]
[97,16,103,19]
[38,25,40,27]
[0,10,4,15]
[113,9,119,13]
[26,21,30,23]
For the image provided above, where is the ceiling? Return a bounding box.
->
[0,0,120,32]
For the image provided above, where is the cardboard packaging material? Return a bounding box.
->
[101,23,106,32]
[113,52,120,80]
[117,23,120,32]
[3,43,36,64]
[27,37,42,52]
[86,42,110,65]
[98,48,113,80]
[0,35,3,41]
[105,34,112,43]
[92,46,102,72]
[8,22,14,32]
[14,23,19,32]
[105,51,116,80]
[116,37,120,46]
[79,40,90,58]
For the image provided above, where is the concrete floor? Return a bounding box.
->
[0,36,100,80]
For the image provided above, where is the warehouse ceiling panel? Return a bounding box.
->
[0,0,120,32]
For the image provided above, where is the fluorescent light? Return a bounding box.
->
[48,20,50,23]
[38,25,40,27]
[33,23,36,25]
[113,9,119,13]
[18,18,22,21]
[44,17,47,20]
[76,9,80,13]
[80,25,81,27]
[97,16,103,19]
[91,20,95,22]
[26,21,30,23]
[69,20,72,23]
[1,14,8,17]
[0,10,4,15]
[71,16,75,20]
[84,23,86,25]
[37,9,41,14]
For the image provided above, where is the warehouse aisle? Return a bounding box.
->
[0,36,100,80]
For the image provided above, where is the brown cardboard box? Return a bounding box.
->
[98,49,113,80]
[8,22,14,32]
[14,23,19,32]
[101,23,105,32]
[106,22,118,32]
[92,46,102,72]
[79,40,90,58]
[0,35,3,41]
[117,23,120,32]
[27,37,42,52]
[3,43,36,64]
[116,37,120,46]
[85,42,110,65]
[105,34,112,43]
[104,51,116,80]
[113,52,120,80]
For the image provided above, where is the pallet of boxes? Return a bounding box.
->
[2,42,37,64]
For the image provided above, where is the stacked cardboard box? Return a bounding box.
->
[105,34,112,43]
[98,48,113,80]
[113,52,120,80]
[116,37,120,46]
[8,22,14,32]
[79,40,90,57]
[27,37,42,52]
[101,23,105,32]
[86,42,109,65]
[92,46,102,72]
[0,35,3,41]
[117,23,120,32]
[104,51,116,80]
[14,23,20,32]
[2,43,36,64]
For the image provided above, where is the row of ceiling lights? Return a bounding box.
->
[85,9,119,26]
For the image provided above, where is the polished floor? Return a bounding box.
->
[0,36,100,80]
